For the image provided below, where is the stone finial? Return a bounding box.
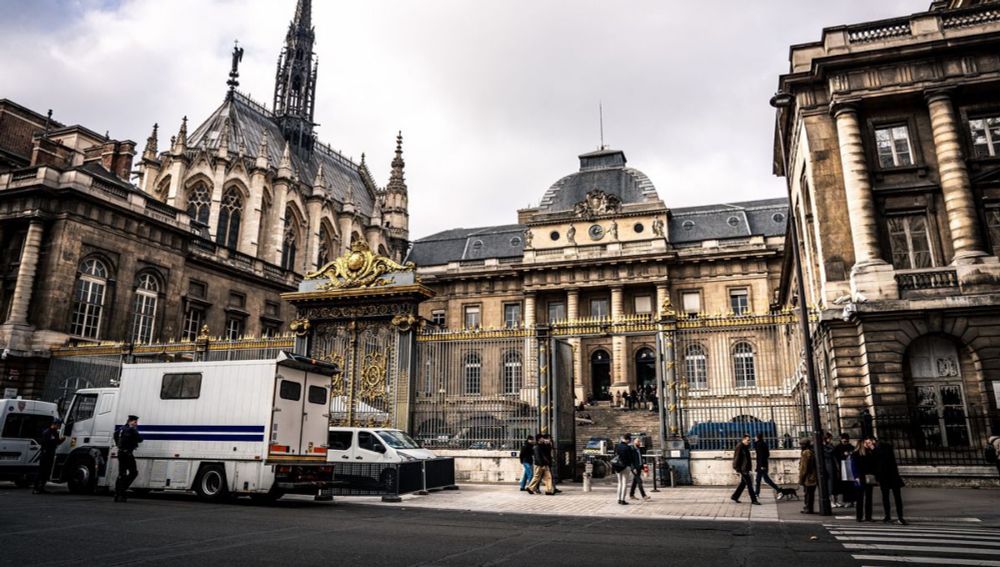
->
[172,116,188,154]
[278,140,293,178]
[256,133,270,170]
[313,163,326,192]
[143,123,158,160]
[386,130,406,194]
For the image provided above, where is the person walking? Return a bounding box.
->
[834,433,856,508]
[850,441,874,522]
[753,433,781,500]
[114,415,143,502]
[799,439,818,514]
[526,434,555,495]
[518,435,535,491]
[629,436,650,501]
[730,434,760,505]
[32,419,64,494]
[613,433,634,505]
[988,434,1000,479]
[868,436,906,525]
[822,432,839,507]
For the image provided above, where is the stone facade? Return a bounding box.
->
[774,0,1000,445]
[409,148,789,404]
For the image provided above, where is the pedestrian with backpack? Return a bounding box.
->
[612,433,634,505]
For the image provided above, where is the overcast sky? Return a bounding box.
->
[1,0,928,239]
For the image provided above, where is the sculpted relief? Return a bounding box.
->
[574,189,622,218]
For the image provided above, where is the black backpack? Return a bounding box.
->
[986,442,998,465]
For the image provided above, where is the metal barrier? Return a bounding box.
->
[328,457,457,501]
[874,410,999,466]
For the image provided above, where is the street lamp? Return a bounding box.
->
[770,90,832,517]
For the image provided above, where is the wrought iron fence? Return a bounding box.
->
[411,328,539,450]
[874,409,1000,466]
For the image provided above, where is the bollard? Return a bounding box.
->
[669,465,676,488]
[583,460,593,492]
[417,461,429,496]
[650,456,660,492]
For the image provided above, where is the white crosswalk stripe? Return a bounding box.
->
[823,521,1000,567]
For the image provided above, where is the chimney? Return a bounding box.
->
[99,140,137,181]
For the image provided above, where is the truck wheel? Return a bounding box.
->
[67,458,97,494]
[194,465,228,502]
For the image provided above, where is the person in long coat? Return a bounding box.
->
[867,436,906,525]
[850,441,874,522]
[833,433,856,507]
[799,439,818,514]
[730,434,760,505]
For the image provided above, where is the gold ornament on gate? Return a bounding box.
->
[305,240,415,290]
[358,350,387,401]
[391,313,417,331]
[289,318,311,337]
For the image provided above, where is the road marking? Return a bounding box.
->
[852,555,1000,566]
[835,515,982,523]
[830,531,1000,541]
[844,543,1000,556]
[836,536,1000,547]
[825,524,1000,536]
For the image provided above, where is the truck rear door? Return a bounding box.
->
[270,370,306,459]
[301,373,331,459]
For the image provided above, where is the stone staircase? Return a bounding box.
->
[575,403,663,451]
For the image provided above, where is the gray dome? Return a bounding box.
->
[537,149,658,212]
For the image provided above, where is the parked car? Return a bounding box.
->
[686,420,778,451]
[0,399,60,487]
[582,436,614,457]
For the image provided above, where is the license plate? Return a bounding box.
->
[0,452,22,461]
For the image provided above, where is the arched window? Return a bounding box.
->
[281,208,299,271]
[464,352,482,395]
[186,182,211,226]
[502,350,522,395]
[216,186,243,249]
[70,258,109,339]
[130,272,160,344]
[317,223,335,267]
[685,344,708,390]
[733,342,756,389]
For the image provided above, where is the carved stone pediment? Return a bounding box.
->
[574,189,622,218]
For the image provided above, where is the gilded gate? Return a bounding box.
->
[282,241,434,429]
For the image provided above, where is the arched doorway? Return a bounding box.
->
[635,348,656,390]
[906,335,971,448]
[590,349,611,401]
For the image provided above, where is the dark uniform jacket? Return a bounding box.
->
[40,427,61,453]
[732,442,752,473]
[118,425,143,452]
[871,443,904,488]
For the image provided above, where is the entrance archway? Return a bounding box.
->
[636,347,655,390]
[590,349,611,401]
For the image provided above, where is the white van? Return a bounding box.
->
[327,427,436,464]
[0,399,60,487]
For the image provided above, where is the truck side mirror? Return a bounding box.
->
[63,421,74,437]
[374,444,386,454]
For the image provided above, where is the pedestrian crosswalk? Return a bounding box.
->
[825,522,1000,567]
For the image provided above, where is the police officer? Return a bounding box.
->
[33,418,64,494]
[114,415,142,502]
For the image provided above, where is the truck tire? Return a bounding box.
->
[194,465,228,502]
[67,457,97,494]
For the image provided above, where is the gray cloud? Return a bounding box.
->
[0,0,926,239]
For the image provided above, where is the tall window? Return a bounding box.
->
[729,288,749,315]
[685,344,708,390]
[875,125,914,168]
[464,352,481,395]
[502,350,522,394]
[70,258,109,339]
[681,291,701,318]
[503,303,521,329]
[186,183,211,225]
[182,306,204,341]
[634,295,652,315]
[547,301,566,324]
[216,187,243,249]
[431,310,446,327]
[463,305,481,329]
[887,214,934,270]
[225,316,245,340]
[589,298,609,319]
[969,115,1000,158]
[733,342,756,389]
[130,272,160,344]
[281,219,298,272]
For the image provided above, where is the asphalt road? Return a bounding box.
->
[1,485,856,567]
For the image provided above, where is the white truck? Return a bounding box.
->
[53,352,337,502]
[0,399,60,487]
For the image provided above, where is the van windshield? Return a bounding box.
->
[376,430,420,450]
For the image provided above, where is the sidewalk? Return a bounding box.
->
[333,482,1000,526]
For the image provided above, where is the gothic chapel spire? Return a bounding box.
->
[273,0,317,157]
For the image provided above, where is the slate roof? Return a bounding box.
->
[186,92,376,216]
[669,197,788,244]
[407,224,526,266]
[537,149,658,212]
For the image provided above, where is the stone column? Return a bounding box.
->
[304,197,323,271]
[566,289,582,400]
[833,103,883,267]
[833,102,897,299]
[5,221,43,325]
[524,292,536,327]
[269,182,289,265]
[655,284,668,317]
[926,90,988,263]
[610,286,627,389]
